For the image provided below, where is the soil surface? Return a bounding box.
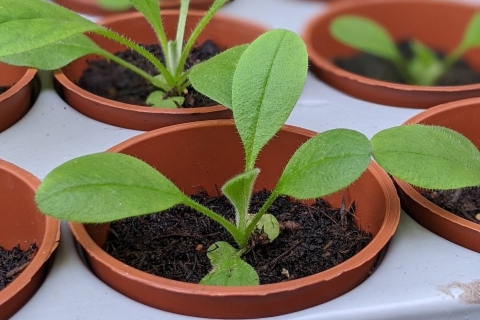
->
[0,243,38,290]
[0,86,9,95]
[103,190,372,285]
[78,40,221,107]
[334,39,480,86]
[422,187,480,224]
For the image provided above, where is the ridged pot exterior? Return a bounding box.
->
[0,64,38,132]
[54,11,268,131]
[395,98,480,253]
[0,160,60,319]
[69,120,400,318]
[303,0,480,108]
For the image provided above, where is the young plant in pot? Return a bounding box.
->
[34,30,480,317]
[0,0,262,130]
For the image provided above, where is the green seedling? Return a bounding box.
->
[0,0,229,108]
[330,13,480,86]
[35,29,480,286]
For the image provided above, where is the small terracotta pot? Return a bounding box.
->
[0,160,60,318]
[54,11,268,131]
[395,98,480,253]
[0,63,38,132]
[302,0,480,108]
[53,0,219,16]
[69,120,400,318]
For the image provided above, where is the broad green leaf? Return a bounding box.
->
[406,40,444,86]
[372,125,480,189]
[0,0,102,58]
[222,168,259,228]
[200,242,259,286]
[97,0,132,11]
[458,12,480,51]
[247,213,280,241]
[330,15,402,62]
[0,34,104,70]
[189,44,248,109]
[232,29,308,169]
[276,129,371,199]
[35,153,186,223]
[147,92,184,108]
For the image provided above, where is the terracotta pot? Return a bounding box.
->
[0,64,39,132]
[0,160,60,318]
[69,120,400,318]
[302,0,480,108]
[53,0,219,16]
[54,11,268,131]
[395,98,480,253]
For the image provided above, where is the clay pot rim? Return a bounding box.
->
[302,0,480,94]
[0,159,60,302]
[53,10,257,116]
[0,68,37,103]
[69,119,400,296]
[395,97,480,234]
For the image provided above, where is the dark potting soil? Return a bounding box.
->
[78,40,221,107]
[0,243,38,290]
[422,187,480,224]
[334,39,480,86]
[0,86,9,95]
[103,190,373,285]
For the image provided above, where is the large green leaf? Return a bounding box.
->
[232,29,308,169]
[97,0,132,11]
[130,0,166,47]
[0,0,101,58]
[276,129,371,199]
[330,15,401,62]
[189,44,248,109]
[0,34,104,70]
[35,153,186,223]
[372,125,480,189]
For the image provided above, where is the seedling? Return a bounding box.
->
[330,13,480,86]
[0,0,229,108]
[35,30,480,286]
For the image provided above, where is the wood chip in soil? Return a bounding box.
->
[0,243,38,290]
[103,190,373,285]
[422,187,480,224]
[334,39,480,86]
[78,40,221,107]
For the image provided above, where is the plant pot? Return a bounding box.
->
[68,120,400,319]
[302,0,480,108]
[0,64,39,133]
[0,159,60,318]
[53,11,268,131]
[53,0,219,16]
[394,98,480,253]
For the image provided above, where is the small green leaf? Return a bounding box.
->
[35,153,186,223]
[232,29,308,169]
[458,12,480,51]
[330,15,402,62]
[222,169,259,229]
[372,125,480,189]
[0,34,104,70]
[146,92,184,108]
[97,0,132,11]
[276,129,371,199]
[189,44,248,109]
[247,213,280,241]
[200,242,259,286]
[406,40,444,86]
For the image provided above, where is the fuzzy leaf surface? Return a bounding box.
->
[97,0,132,11]
[276,129,371,199]
[189,44,248,109]
[247,213,280,241]
[232,29,308,169]
[330,15,401,61]
[200,242,259,286]
[0,0,101,58]
[372,125,480,189]
[35,153,186,223]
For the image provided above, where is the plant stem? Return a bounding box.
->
[182,197,244,246]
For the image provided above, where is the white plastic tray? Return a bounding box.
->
[4,0,480,319]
